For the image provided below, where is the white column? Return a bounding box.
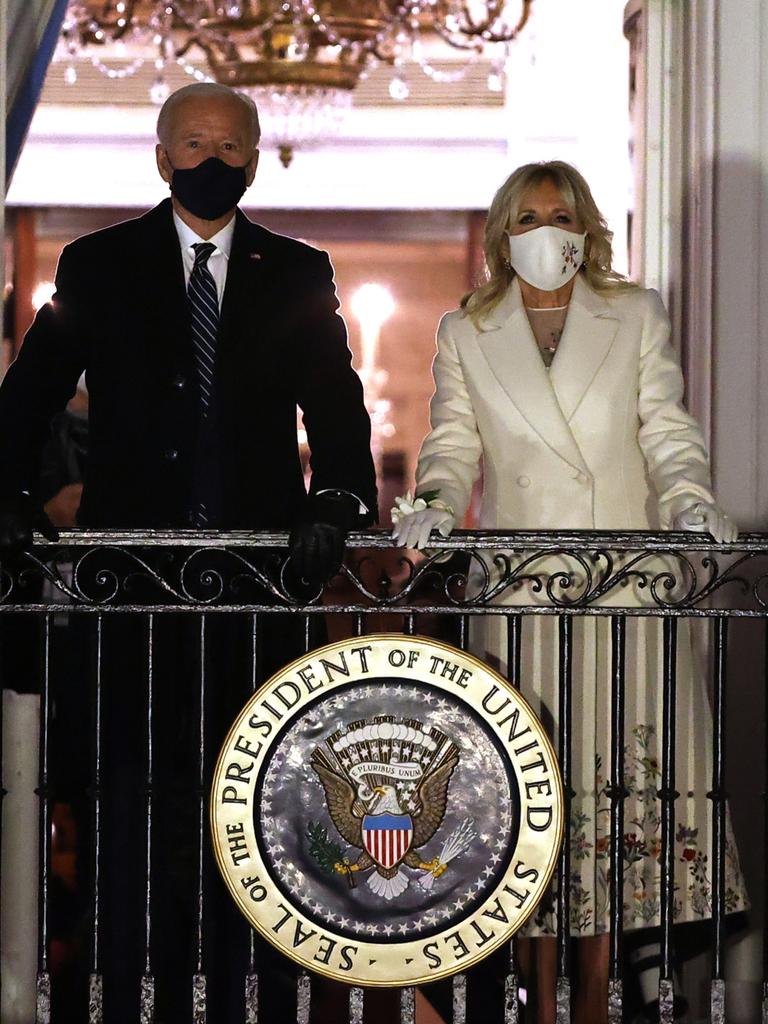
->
[632,3,768,1021]
[1,691,41,1024]
[630,0,768,527]
[711,0,768,529]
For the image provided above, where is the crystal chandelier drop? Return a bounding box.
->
[58,1,534,165]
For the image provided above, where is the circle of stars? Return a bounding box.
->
[258,683,515,937]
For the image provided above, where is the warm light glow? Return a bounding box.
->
[350,283,396,384]
[32,281,56,310]
[350,283,395,331]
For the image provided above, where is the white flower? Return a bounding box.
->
[390,490,453,523]
[391,492,415,523]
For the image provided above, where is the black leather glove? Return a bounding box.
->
[288,491,360,587]
[0,495,60,552]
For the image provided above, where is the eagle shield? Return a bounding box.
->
[362,813,414,869]
[310,716,463,900]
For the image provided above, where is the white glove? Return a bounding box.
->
[391,490,456,550]
[673,501,738,544]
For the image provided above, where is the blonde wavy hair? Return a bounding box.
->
[462,160,635,325]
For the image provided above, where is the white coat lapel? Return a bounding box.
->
[477,278,588,473]
[549,276,620,422]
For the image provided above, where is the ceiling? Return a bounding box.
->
[8,0,632,273]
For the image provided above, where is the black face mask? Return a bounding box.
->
[169,156,248,220]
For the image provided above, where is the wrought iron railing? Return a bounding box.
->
[0,529,766,1024]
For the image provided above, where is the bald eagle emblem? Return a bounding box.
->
[310,717,474,900]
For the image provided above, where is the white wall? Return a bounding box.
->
[504,0,631,274]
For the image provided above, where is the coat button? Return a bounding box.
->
[517,475,531,488]
[172,373,186,390]
[164,448,179,461]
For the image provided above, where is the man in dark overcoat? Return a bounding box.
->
[0,84,376,540]
[0,83,377,1023]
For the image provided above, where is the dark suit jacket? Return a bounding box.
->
[0,199,377,528]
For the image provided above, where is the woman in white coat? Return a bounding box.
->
[392,161,747,1023]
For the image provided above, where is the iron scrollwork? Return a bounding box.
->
[0,530,766,614]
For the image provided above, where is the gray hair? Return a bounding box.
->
[156,83,260,147]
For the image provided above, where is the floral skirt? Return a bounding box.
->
[472,613,748,936]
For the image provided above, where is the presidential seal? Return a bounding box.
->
[211,635,563,986]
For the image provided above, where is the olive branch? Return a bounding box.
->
[307,821,357,888]
[307,821,345,874]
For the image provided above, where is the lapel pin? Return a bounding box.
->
[249,253,262,260]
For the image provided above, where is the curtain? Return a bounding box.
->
[5,0,69,186]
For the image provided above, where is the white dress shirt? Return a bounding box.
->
[173,210,236,309]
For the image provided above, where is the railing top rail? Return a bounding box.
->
[0,528,766,616]
[22,527,768,552]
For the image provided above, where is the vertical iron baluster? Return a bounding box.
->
[296,969,310,1024]
[555,615,572,1024]
[295,684,311,1024]
[658,617,678,1023]
[608,616,626,1023]
[404,612,416,637]
[245,613,260,1024]
[89,616,104,1022]
[458,614,469,651]
[505,614,521,1022]
[507,615,521,692]
[764,621,768,1024]
[304,614,311,655]
[455,591,471,1024]
[503,941,519,1024]
[36,614,52,1023]
[354,613,364,638]
[0,620,3,1014]
[348,986,364,1024]
[244,972,258,1024]
[709,617,728,1023]
[250,613,260,693]
[193,616,207,1021]
[140,614,155,1023]
[453,972,467,1023]
[457,583,470,1024]
[400,986,416,1024]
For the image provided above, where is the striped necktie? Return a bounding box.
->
[187,241,219,412]
[188,241,219,528]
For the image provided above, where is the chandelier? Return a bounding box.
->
[58,1,534,165]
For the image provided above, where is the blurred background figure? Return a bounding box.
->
[39,373,88,528]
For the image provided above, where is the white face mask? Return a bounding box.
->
[506,225,587,292]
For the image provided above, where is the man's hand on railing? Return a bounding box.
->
[673,501,738,544]
[288,491,359,586]
[0,495,59,552]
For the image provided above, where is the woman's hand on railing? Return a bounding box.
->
[673,501,738,544]
[390,492,456,550]
[391,507,456,550]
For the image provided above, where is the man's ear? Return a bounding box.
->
[156,144,172,186]
[245,148,260,187]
